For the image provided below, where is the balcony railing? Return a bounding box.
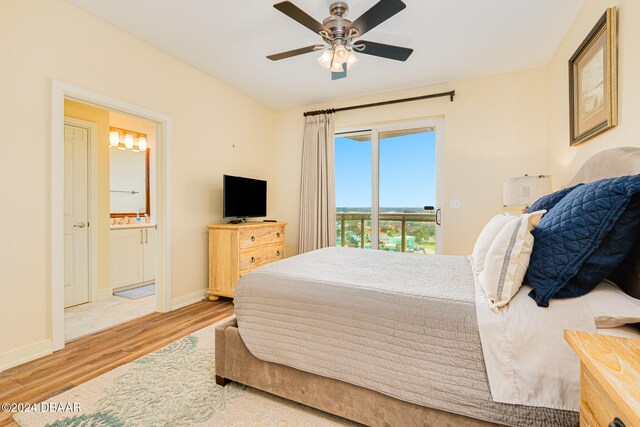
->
[336,212,436,254]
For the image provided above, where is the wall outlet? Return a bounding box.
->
[450,199,461,209]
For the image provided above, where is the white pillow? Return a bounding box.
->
[586,280,640,328]
[596,325,640,339]
[472,214,514,272]
[479,210,546,312]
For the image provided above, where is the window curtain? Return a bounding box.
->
[298,113,336,253]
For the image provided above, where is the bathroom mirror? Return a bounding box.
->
[110,148,150,217]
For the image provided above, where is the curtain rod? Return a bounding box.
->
[303,90,455,117]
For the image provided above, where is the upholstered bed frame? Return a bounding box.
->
[215,147,640,427]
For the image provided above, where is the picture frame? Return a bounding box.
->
[569,7,617,146]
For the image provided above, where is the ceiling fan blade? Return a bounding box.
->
[332,63,347,80]
[267,44,324,61]
[356,40,413,61]
[273,1,329,35]
[347,0,406,38]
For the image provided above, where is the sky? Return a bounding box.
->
[335,131,437,208]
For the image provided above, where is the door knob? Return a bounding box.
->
[73,222,86,229]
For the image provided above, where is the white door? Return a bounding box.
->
[110,229,144,288]
[64,124,90,307]
[143,228,157,282]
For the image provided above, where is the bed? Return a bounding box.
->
[215,147,640,427]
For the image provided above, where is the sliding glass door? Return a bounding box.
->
[335,131,373,248]
[335,122,442,254]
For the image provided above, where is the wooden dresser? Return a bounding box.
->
[565,330,640,427]
[207,222,286,301]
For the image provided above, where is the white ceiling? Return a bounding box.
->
[66,0,585,109]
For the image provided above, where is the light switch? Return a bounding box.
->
[450,199,461,209]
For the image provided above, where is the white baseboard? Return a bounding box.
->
[171,288,208,310]
[0,339,53,373]
[0,289,206,373]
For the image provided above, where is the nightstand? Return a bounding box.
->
[565,330,640,427]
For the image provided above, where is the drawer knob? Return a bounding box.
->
[609,418,625,427]
[277,232,281,238]
[251,256,256,263]
[277,250,281,256]
[251,236,256,242]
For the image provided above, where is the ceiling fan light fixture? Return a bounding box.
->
[268,1,413,80]
[333,44,348,64]
[330,60,344,73]
[317,49,334,69]
[346,51,360,70]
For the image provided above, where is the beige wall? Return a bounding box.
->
[4,0,638,370]
[275,68,549,257]
[547,0,640,187]
[0,0,276,364]
[64,100,111,292]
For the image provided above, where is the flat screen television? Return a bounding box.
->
[223,175,267,221]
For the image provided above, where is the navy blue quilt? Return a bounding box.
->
[526,184,583,213]
[526,175,640,307]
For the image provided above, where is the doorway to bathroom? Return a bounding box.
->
[62,101,158,341]
[53,82,171,349]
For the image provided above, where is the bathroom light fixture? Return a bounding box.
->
[124,133,134,149]
[109,130,119,147]
[110,126,149,152]
[138,136,147,151]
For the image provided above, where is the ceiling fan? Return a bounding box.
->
[267,0,413,80]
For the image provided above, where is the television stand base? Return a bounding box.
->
[228,219,246,224]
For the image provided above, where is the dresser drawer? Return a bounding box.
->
[239,243,284,271]
[239,226,284,249]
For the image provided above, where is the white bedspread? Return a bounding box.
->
[235,247,576,426]
[474,258,600,412]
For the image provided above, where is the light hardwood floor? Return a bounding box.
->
[0,300,235,427]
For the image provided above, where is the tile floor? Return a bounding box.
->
[64,294,156,341]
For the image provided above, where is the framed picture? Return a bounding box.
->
[569,7,617,146]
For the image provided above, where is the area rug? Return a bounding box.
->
[14,320,355,426]
[113,284,155,300]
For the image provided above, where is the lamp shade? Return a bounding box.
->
[317,49,333,69]
[503,175,552,207]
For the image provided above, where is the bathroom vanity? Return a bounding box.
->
[110,223,157,290]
